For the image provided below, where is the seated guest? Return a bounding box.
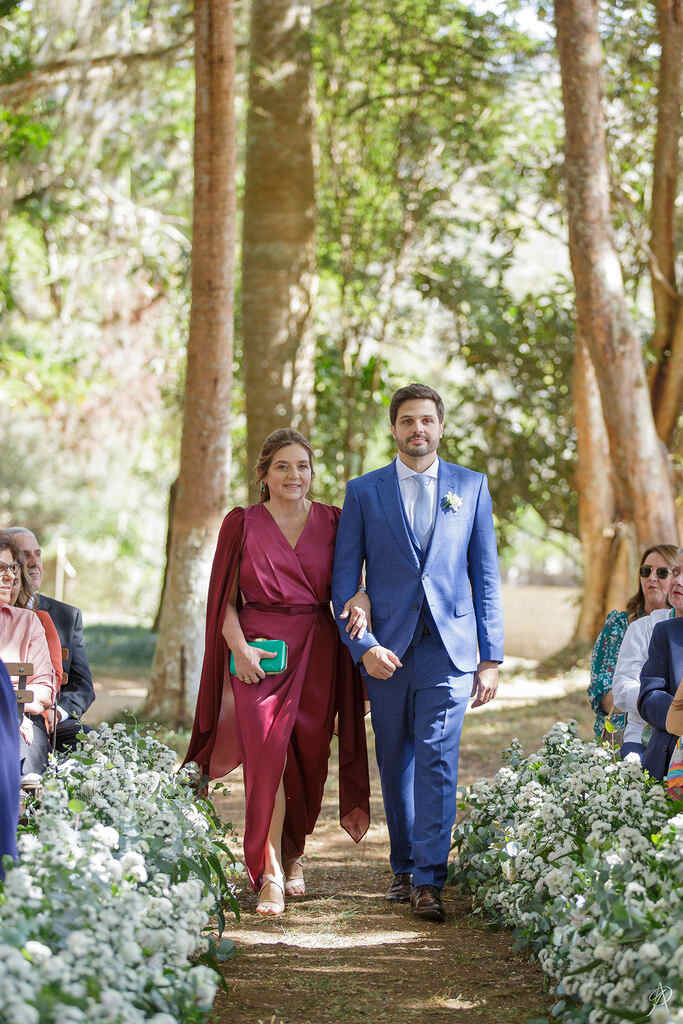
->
[11,556,63,694]
[665,675,683,736]
[0,544,55,775]
[0,659,20,875]
[638,554,683,780]
[587,544,678,743]
[6,527,94,750]
[612,551,682,758]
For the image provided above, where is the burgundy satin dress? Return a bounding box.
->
[184,502,370,889]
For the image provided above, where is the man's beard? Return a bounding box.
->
[396,436,438,458]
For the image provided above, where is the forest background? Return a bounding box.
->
[0,0,681,721]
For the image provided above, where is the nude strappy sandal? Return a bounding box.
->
[256,874,285,917]
[284,858,305,897]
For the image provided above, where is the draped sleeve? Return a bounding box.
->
[183,508,244,774]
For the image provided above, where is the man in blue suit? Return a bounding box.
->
[638,613,683,780]
[332,383,504,922]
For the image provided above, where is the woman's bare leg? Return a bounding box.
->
[256,774,286,916]
[264,773,286,882]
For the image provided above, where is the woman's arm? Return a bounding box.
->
[588,612,625,715]
[221,576,275,685]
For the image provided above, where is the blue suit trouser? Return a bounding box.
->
[365,628,471,889]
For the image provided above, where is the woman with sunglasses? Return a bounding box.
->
[612,548,683,758]
[587,544,679,746]
[638,558,683,778]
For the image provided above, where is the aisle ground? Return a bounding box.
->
[209,673,593,1024]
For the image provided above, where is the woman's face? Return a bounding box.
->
[0,548,18,606]
[640,550,675,613]
[262,444,312,503]
[668,555,683,615]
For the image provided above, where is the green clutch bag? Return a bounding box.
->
[229,639,288,675]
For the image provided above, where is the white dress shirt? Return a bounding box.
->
[612,608,674,744]
[395,455,439,542]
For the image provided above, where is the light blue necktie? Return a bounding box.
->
[412,474,433,551]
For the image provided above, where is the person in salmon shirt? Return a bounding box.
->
[0,539,54,776]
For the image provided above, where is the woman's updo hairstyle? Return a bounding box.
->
[255,428,314,503]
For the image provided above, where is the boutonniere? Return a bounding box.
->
[441,491,463,514]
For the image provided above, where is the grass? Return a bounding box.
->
[83,623,156,680]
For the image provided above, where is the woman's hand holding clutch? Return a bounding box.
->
[231,643,277,684]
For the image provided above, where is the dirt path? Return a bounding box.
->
[210,719,553,1024]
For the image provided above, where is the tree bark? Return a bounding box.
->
[241,0,316,500]
[144,0,236,723]
[554,0,678,548]
[650,0,683,444]
[572,337,619,643]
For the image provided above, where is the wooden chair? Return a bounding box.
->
[6,663,42,792]
[5,662,34,712]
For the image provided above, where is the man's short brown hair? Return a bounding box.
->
[389,383,445,425]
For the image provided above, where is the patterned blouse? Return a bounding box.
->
[588,609,629,740]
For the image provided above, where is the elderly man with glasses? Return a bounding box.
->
[5,527,95,752]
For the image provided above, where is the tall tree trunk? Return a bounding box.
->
[241,0,316,501]
[651,0,683,444]
[144,0,236,723]
[554,0,678,549]
[572,337,619,643]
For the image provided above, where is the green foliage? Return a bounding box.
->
[0,0,674,611]
[0,110,51,158]
[416,262,577,541]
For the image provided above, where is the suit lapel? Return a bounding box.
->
[424,461,462,570]
[375,464,421,570]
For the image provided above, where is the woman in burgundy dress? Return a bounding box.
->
[184,429,370,916]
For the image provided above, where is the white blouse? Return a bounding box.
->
[612,608,673,744]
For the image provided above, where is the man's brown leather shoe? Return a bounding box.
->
[386,872,412,903]
[410,884,445,923]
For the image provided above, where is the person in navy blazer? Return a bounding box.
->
[0,659,20,875]
[332,383,504,922]
[638,595,683,781]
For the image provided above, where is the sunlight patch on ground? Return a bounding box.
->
[432,995,485,1010]
[228,928,418,949]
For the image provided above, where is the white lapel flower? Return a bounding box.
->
[441,490,463,514]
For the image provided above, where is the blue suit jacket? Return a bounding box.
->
[0,659,19,874]
[638,617,683,780]
[332,459,504,673]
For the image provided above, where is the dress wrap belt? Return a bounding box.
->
[244,603,329,615]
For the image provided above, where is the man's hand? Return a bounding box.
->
[362,645,402,679]
[470,661,499,708]
[340,590,371,639]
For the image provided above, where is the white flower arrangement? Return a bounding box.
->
[441,490,463,513]
[451,722,683,1023]
[0,724,238,1024]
